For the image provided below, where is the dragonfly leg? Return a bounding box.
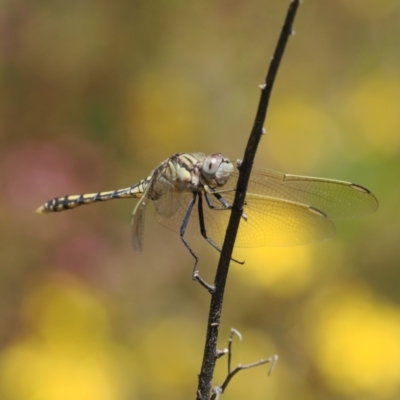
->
[205,188,248,221]
[198,194,224,252]
[199,194,245,267]
[204,188,231,210]
[180,193,215,293]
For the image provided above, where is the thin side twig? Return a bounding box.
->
[211,358,278,400]
[196,1,300,399]
[209,328,278,400]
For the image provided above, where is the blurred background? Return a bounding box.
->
[1,0,400,399]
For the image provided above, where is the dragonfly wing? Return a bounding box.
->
[230,168,378,219]
[154,190,195,234]
[234,194,335,246]
[153,165,377,247]
[156,190,335,248]
[154,186,184,218]
[131,196,148,252]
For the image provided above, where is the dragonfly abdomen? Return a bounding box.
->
[36,185,145,214]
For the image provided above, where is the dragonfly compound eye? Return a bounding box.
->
[202,153,234,186]
[202,154,222,179]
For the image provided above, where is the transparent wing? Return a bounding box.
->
[131,196,149,253]
[243,167,379,218]
[156,192,335,247]
[131,171,185,251]
[153,185,184,218]
[155,166,378,248]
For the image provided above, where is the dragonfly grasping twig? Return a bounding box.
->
[37,152,378,290]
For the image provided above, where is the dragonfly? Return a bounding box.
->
[37,152,378,290]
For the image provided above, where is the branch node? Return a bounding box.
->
[212,387,222,400]
[216,349,228,359]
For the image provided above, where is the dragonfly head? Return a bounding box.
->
[202,153,234,187]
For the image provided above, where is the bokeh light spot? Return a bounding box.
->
[345,74,400,155]
[0,279,127,400]
[266,98,338,171]
[306,287,400,397]
[234,246,315,297]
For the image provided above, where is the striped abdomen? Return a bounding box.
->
[36,178,149,214]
